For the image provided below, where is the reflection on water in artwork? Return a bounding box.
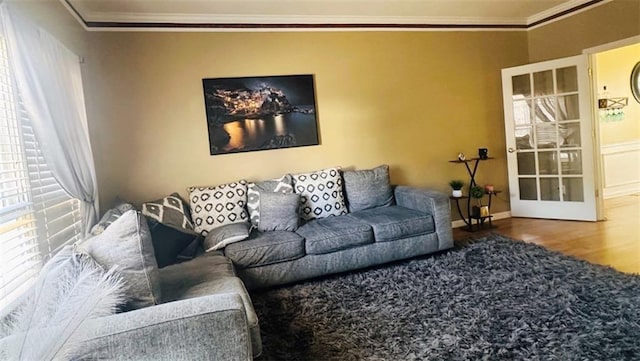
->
[220,111,317,153]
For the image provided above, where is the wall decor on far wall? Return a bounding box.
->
[202,74,319,155]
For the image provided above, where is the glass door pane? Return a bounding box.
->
[533,70,554,96]
[538,151,558,175]
[540,178,560,201]
[557,94,580,120]
[560,122,581,147]
[563,178,584,201]
[512,74,531,98]
[517,152,536,175]
[519,178,537,200]
[556,66,578,93]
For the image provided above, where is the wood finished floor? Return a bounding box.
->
[452,194,640,275]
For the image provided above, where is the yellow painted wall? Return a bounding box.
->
[597,43,640,145]
[84,31,527,218]
[528,0,640,62]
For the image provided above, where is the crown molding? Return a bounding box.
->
[62,0,609,32]
[527,0,610,27]
[526,0,606,24]
[73,10,528,27]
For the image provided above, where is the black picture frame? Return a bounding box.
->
[202,74,319,155]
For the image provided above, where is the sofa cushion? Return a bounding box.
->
[79,210,161,310]
[296,216,373,255]
[158,251,236,302]
[246,175,294,227]
[257,192,300,232]
[142,192,195,233]
[342,164,394,212]
[203,222,251,252]
[158,252,261,358]
[188,180,248,235]
[224,231,305,268]
[292,167,347,221]
[348,206,435,242]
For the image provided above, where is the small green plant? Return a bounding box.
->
[470,186,484,205]
[449,180,464,190]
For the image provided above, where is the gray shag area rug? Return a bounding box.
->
[251,234,640,360]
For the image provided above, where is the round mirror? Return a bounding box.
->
[632,61,640,104]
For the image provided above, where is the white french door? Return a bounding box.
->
[501,55,597,221]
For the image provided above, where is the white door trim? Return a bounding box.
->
[582,35,640,55]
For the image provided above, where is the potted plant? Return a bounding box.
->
[469,185,486,217]
[449,180,464,197]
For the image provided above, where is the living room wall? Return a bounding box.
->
[528,0,640,62]
[84,31,528,218]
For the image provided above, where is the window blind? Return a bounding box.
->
[0,36,82,310]
[20,104,83,257]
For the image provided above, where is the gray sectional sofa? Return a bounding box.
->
[226,185,453,290]
[1,165,453,360]
[79,250,262,360]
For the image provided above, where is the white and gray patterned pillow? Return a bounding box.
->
[90,199,135,236]
[187,180,248,235]
[141,192,195,233]
[246,174,294,227]
[292,167,347,221]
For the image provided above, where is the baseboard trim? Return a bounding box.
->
[603,182,640,199]
[451,211,512,228]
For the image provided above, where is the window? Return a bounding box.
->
[0,35,82,310]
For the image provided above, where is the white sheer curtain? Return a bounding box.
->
[0,3,99,234]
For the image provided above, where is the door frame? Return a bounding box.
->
[583,35,640,221]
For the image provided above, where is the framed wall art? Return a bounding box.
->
[202,74,319,155]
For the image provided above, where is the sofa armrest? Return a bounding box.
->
[394,185,454,251]
[77,293,253,361]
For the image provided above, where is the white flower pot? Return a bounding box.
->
[452,189,463,197]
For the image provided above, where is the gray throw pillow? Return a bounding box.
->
[258,192,300,232]
[89,199,135,236]
[342,164,394,212]
[246,175,294,227]
[79,210,161,310]
[203,222,251,252]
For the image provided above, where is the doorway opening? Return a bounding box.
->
[586,37,640,221]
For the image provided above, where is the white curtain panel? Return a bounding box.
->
[0,3,99,234]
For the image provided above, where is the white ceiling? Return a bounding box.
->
[63,0,608,30]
